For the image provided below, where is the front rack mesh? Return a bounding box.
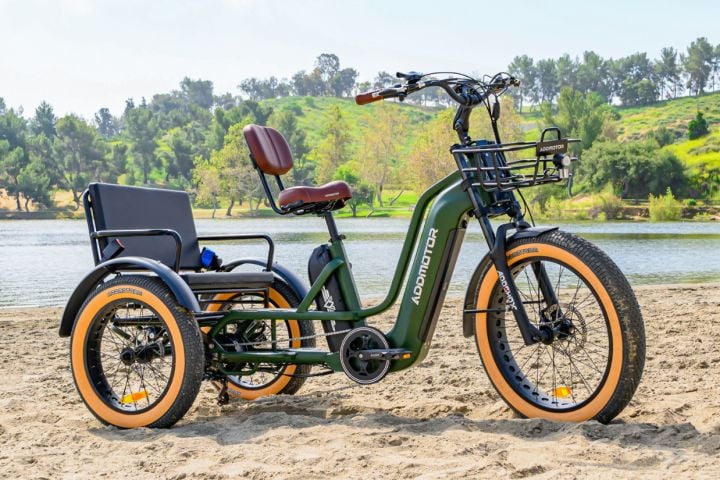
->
[452,127,579,193]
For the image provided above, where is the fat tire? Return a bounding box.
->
[70,275,204,428]
[472,230,645,423]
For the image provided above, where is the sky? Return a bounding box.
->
[1,0,718,119]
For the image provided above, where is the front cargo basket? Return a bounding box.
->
[452,127,580,193]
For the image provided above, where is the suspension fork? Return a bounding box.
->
[480,220,554,346]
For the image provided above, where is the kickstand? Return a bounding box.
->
[217,377,230,406]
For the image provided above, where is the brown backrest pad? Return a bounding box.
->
[243,124,293,175]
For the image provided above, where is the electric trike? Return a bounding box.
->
[60,71,645,428]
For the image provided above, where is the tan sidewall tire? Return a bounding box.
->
[71,280,192,428]
[475,243,623,422]
[207,288,301,400]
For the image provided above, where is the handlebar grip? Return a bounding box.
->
[355,91,384,105]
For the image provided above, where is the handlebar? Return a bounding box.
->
[355,91,383,105]
[355,72,520,107]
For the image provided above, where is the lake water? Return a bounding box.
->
[1,218,719,308]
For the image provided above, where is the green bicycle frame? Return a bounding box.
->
[208,170,479,373]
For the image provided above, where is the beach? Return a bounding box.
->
[1,283,719,479]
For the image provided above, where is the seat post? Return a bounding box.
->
[323,212,342,242]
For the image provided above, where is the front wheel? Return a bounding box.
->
[470,230,645,423]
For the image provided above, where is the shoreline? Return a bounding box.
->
[2,205,719,221]
[1,282,719,314]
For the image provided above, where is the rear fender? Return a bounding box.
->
[221,257,309,300]
[58,256,200,338]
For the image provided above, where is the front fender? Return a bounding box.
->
[58,257,200,338]
[462,226,558,338]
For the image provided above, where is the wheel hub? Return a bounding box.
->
[119,342,164,365]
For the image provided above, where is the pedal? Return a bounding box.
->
[355,349,412,361]
[217,377,230,406]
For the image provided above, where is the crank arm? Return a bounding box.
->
[489,224,549,346]
[355,349,412,361]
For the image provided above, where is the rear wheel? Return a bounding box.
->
[70,276,204,428]
[207,279,316,400]
[471,230,645,423]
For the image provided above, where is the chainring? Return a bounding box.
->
[339,326,391,385]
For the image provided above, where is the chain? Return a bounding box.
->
[224,328,353,349]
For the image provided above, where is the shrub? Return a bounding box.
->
[650,126,675,147]
[589,192,623,220]
[579,140,687,198]
[692,212,713,221]
[688,111,709,140]
[648,188,682,221]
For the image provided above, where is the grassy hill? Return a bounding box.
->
[616,91,720,141]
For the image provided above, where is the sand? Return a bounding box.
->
[1,284,719,479]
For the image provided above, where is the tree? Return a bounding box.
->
[712,44,720,91]
[27,133,60,188]
[688,111,709,139]
[555,54,578,91]
[0,140,26,210]
[541,88,611,151]
[17,157,52,211]
[683,37,714,95]
[579,140,686,198]
[0,108,28,210]
[180,77,214,109]
[334,163,372,217]
[31,101,56,138]
[202,123,259,216]
[535,59,558,103]
[407,109,458,193]
[103,142,128,183]
[613,53,657,106]
[508,55,536,112]
[359,104,405,207]
[312,106,352,183]
[373,71,396,90]
[54,115,105,208]
[577,51,611,100]
[94,107,117,138]
[214,92,237,110]
[655,47,682,99]
[331,68,359,97]
[193,164,221,218]
[315,53,340,92]
[291,70,310,96]
[124,105,159,184]
[156,127,194,184]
